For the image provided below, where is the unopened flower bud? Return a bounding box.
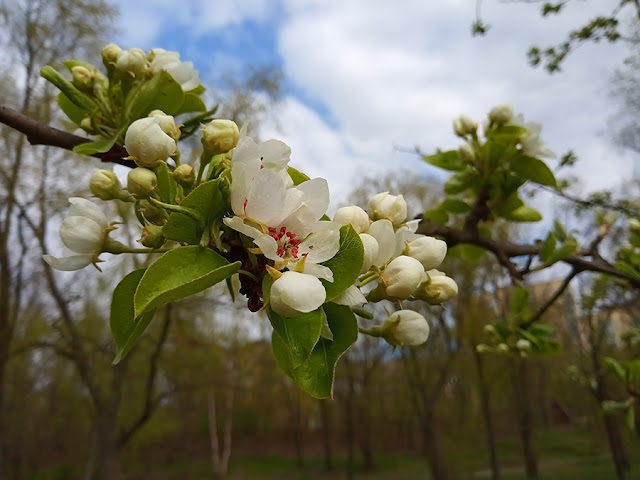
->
[79,117,95,133]
[370,255,425,301]
[418,270,458,304]
[116,48,147,77]
[368,192,407,226]
[71,66,95,93]
[334,205,370,233]
[488,104,514,125]
[127,167,157,198]
[125,117,177,168]
[516,339,531,351]
[629,218,640,231]
[381,310,430,346]
[484,324,496,334]
[201,119,240,156]
[173,164,195,189]
[476,344,492,353]
[139,224,166,249]
[403,236,447,271]
[148,110,181,141]
[90,169,131,201]
[102,43,123,67]
[497,343,510,353]
[458,144,475,164]
[270,271,326,317]
[453,114,477,137]
[359,233,379,273]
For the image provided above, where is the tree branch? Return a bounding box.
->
[0,104,135,168]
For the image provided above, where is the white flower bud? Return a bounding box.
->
[116,48,147,77]
[334,205,370,233]
[458,143,475,164]
[382,310,430,346]
[359,233,379,273]
[476,344,492,353]
[71,66,95,92]
[421,272,458,304]
[497,343,510,353]
[484,324,496,334]
[368,192,407,226]
[148,110,181,141]
[516,339,531,351]
[379,255,425,300]
[139,224,165,249]
[403,235,447,271]
[173,164,195,189]
[149,48,200,91]
[270,271,326,317]
[127,167,158,198]
[453,114,477,137]
[201,119,240,156]
[488,104,514,125]
[125,117,177,168]
[629,218,640,231]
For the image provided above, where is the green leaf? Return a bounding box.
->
[41,66,96,110]
[511,156,557,188]
[423,208,449,224]
[539,232,557,263]
[511,286,530,316]
[626,405,635,430]
[163,179,228,244]
[127,71,184,119]
[57,92,87,124]
[156,163,177,204]
[271,330,294,377]
[603,357,626,383]
[175,92,206,115]
[547,238,577,264]
[444,170,478,195]
[447,244,486,262]
[287,166,310,186]
[290,303,358,398]
[134,246,241,317]
[73,123,128,156]
[497,191,525,216]
[110,269,156,364]
[320,225,364,302]
[503,205,542,222]
[441,198,471,214]
[268,307,323,368]
[423,150,464,171]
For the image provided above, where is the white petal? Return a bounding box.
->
[245,169,286,225]
[60,216,104,254]
[253,234,280,262]
[333,285,367,306]
[230,164,249,215]
[297,178,330,220]
[299,229,340,264]
[368,219,395,265]
[280,204,317,238]
[68,197,108,229]
[223,216,262,239]
[42,253,93,271]
[293,261,334,282]
[258,139,291,170]
[270,271,326,317]
[406,219,420,233]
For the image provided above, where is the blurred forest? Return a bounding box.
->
[0,1,639,480]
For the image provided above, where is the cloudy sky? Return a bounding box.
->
[109,0,637,209]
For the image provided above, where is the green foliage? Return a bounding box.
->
[319,225,364,302]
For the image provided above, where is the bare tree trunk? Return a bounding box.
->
[345,369,356,480]
[422,408,449,480]
[292,391,304,468]
[208,380,234,479]
[84,413,125,480]
[358,395,374,472]
[319,400,334,472]
[473,345,500,479]
[511,358,538,478]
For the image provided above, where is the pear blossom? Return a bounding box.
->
[378,255,426,300]
[453,114,477,137]
[403,236,447,271]
[488,104,514,125]
[359,233,379,273]
[270,271,326,317]
[149,48,200,91]
[43,198,110,271]
[368,192,407,226]
[333,205,370,233]
[124,117,177,168]
[201,119,240,155]
[116,48,147,77]
[509,114,555,159]
[418,269,459,304]
[382,310,430,346]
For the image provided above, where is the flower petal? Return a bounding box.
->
[68,197,108,229]
[297,178,330,220]
[270,271,326,317]
[368,219,395,265]
[223,216,262,239]
[245,169,287,225]
[253,234,280,262]
[42,253,93,271]
[333,285,367,306]
[60,216,104,254]
[299,229,340,264]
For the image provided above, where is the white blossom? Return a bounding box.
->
[333,205,370,233]
[270,271,326,317]
[383,310,430,346]
[124,117,177,168]
[149,48,200,91]
[42,198,109,271]
[379,255,425,300]
[368,192,407,226]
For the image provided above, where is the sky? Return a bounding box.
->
[108,0,636,210]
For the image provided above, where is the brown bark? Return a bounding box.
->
[511,358,538,478]
[473,344,500,479]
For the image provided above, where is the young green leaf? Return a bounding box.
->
[423,149,464,171]
[441,198,472,214]
[539,232,557,263]
[502,205,542,222]
[510,156,557,188]
[287,166,311,186]
[134,245,241,317]
[73,123,128,156]
[163,179,228,244]
[127,71,184,119]
[444,170,478,195]
[423,207,449,224]
[511,286,530,316]
[174,92,207,115]
[155,162,177,204]
[110,269,156,364]
[289,303,358,399]
[57,92,87,125]
[268,307,323,367]
[320,225,364,302]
